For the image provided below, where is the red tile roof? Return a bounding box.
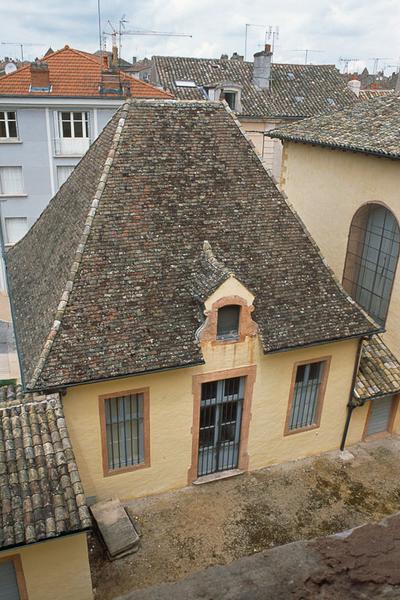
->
[0,45,171,99]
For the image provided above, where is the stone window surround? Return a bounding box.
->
[284,356,331,436]
[0,553,28,599]
[188,364,257,484]
[98,387,151,477]
[198,295,258,346]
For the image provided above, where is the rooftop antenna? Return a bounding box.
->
[97,0,103,62]
[244,24,267,61]
[1,42,41,62]
[103,17,192,64]
[265,26,279,53]
[339,57,360,74]
[291,49,324,65]
[369,57,392,74]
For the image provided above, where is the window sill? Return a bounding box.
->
[0,194,27,198]
[192,469,243,485]
[0,139,22,144]
[103,461,150,477]
[53,154,85,158]
[284,423,320,436]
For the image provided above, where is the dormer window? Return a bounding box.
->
[221,91,237,110]
[217,305,240,340]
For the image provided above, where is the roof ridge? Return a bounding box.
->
[0,46,74,82]
[27,99,132,390]
[220,100,381,343]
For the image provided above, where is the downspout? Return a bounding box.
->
[0,203,26,389]
[340,336,364,451]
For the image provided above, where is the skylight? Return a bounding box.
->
[287,72,295,80]
[326,98,336,106]
[175,80,197,88]
[295,95,305,103]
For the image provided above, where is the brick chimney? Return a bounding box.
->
[253,44,272,90]
[30,60,50,88]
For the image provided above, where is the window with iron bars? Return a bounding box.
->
[343,204,400,326]
[104,393,145,471]
[288,361,324,431]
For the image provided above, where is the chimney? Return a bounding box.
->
[347,77,361,97]
[132,57,137,64]
[396,72,400,94]
[253,44,272,90]
[30,60,50,88]
[230,52,244,61]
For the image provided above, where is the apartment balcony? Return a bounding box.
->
[53,137,90,157]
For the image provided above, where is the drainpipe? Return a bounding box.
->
[340,336,364,451]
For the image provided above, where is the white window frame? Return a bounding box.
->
[56,165,75,189]
[4,216,28,245]
[58,111,89,139]
[0,111,18,139]
[0,167,25,196]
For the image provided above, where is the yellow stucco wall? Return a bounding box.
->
[281,142,400,356]
[64,271,363,503]
[0,533,92,600]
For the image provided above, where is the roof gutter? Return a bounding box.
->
[265,135,400,162]
[340,336,364,451]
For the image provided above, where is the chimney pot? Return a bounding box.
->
[30,61,50,88]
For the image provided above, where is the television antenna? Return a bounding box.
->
[265,26,279,52]
[103,16,192,64]
[291,49,324,65]
[1,42,41,62]
[369,57,392,74]
[244,24,267,61]
[339,57,360,74]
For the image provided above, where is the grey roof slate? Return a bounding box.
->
[268,95,400,159]
[0,384,91,550]
[354,336,400,403]
[8,99,378,390]
[152,56,358,119]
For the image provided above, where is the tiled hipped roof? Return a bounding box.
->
[0,46,171,99]
[354,336,400,403]
[152,56,357,119]
[0,385,91,550]
[8,100,378,390]
[268,95,400,159]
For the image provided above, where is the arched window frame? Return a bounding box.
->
[342,202,400,326]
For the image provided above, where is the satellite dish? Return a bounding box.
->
[5,63,17,75]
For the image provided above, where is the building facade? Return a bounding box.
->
[7,99,400,508]
[268,95,400,441]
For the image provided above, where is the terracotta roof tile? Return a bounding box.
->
[354,335,400,402]
[8,100,378,390]
[0,384,91,550]
[153,56,358,119]
[0,46,171,99]
[268,95,400,159]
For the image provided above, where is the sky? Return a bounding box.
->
[1,0,399,74]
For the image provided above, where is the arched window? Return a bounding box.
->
[217,305,241,340]
[343,204,400,326]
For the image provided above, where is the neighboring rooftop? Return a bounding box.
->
[8,99,377,390]
[152,55,358,119]
[0,45,171,99]
[0,384,91,550]
[268,95,400,159]
[354,336,400,403]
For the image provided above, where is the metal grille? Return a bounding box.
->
[198,377,244,477]
[105,393,144,470]
[343,204,400,326]
[289,362,323,430]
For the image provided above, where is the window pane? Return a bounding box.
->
[62,120,72,137]
[0,121,6,138]
[8,120,17,138]
[344,205,400,326]
[74,120,83,137]
[217,305,240,339]
[105,393,144,470]
[5,217,28,244]
[0,167,23,194]
[289,362,324,430]
[57,165,74,189]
